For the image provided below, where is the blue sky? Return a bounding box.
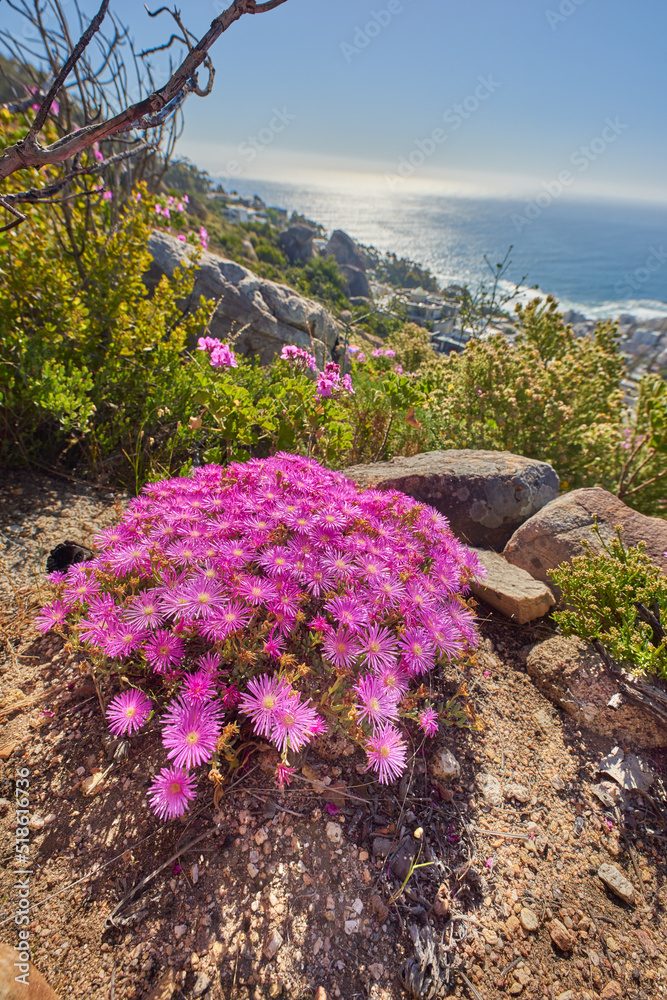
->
[6,0,667,202]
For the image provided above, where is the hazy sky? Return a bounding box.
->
[7,0,667,203]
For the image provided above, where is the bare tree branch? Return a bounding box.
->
[0,0,290,194]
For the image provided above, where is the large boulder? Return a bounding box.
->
[523,636,667,748]
[278,224,316,265]
[323,230,368,271]
[148,231,340,366]
[343,450,559,549]
[503,487,667,593]
[340,264,371,299]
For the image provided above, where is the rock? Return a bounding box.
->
[46,539,94,574]
[174,924,187,939]
[519,907,539,932]
[598,747,654,794]
[503,487,667,593]
[340,263,371,299]
[0,943,60,999]
[389,838,417,881]
[148,231,339,366]
[263,928,283,960]
[323,230,368,271]
[278,224,316,264]
[372,837,396,858]
[547,918,576,952]
[325,821,342,844]
[313,989,327,1000]
[555,992,575,1000]
[192,971,211,997]
[343,450,559,549]
[599,982,623,1000]
[431,883,451,918]
[504,782,531,804]
[598,863,636,905]
[469,549,555,623]
[525,636,667,748]
[475,773,503,807]
[429,748,461,782]
[241,238,258,260]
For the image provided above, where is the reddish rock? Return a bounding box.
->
[0,943,60,999]
[547,918,576,952]
[524,636,667,748]
[344,450,559,549]
[504,487,667,594]
[599,982,624,1000]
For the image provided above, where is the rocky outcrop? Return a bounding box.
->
[469,548,555,624]
[343,450,559,549]
[278,224,316,265]
[0,942,60,999]
[522,636,667,748]
[323,230,368,272]
[503,487,667,594]
[148,231,340,366]
[340,264,371,299]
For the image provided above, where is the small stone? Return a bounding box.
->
[598,863,636,905]
[325,821,342,844]
[269,986,282,999]
[369,963,383,981]
[247,863,259,878]
[505,914,520,936]
[430,748,461,782]
[504,782,531,804]
[555,992,575,1000]
[174,924,187,939]
[475,773,503,807]
[145,969,177,1000]
[255,828,268,846]
[520,907,539,932]
[469,547,555,624]
[483,927,498,946]
[192,971,211,997]
[351,898,363,915]
[263,929,283,960]
[508,983,523,996]
[313,989,327,1000]
[344,919,359,935]
[548,918,576,952]
[372,836,395,857]
[605,935,620,952]
[432,883,450,918]
[599,982,623,1000]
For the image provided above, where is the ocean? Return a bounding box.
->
[220,177,667,322]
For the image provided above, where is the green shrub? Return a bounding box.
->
[552,524,667,678]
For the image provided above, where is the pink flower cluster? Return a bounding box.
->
[36,454,482,819]
[372,348,396,358]
[197,337,238,368]
[316,362,354,398]
[280,345,317,371]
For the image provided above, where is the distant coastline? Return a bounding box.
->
[219,176,667,325]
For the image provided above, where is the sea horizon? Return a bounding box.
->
[216,176,667,323]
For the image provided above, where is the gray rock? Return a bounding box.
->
[469,548,555,623]
[372,836,396,858]
[429,748,461,782]
[598,862,636,905]
[278,224,316,264]
[325,821,343,844]
[343,450,559,549]
[147,231,340,366]
[340,263,371,299]
[475,773,503,807]
[389,838,417,881]
[503,487,667,594]
[323,229,368,271]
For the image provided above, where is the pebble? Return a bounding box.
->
[598,863,636,906]
[263,929,283,960]
[325,822,343,844]
[475,773,503,807]
[520,907,539,932]
[192,971,211,997]
[599,982,623,1000]
[547,918,576,952]
[429,748,461,781]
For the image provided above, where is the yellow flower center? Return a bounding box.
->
[169,782,182,795]
[186,731,199,745]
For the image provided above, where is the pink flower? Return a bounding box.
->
[144,629,186,673]
[395,364,403,374]
[34,599,69,632]
[417,706,439,738]
[148,766,196,820]
[181,668,217,703]
[280,345,317,370]
[210,344,237,369]
[106,689,152,736]
[365,723,408,784]
[269,694,321,753]
[275,761,296,789]
[161,698,223,769]
[177,234,187,242]
[239,674,290,738]
[154,203,162,215]
[354,674,399,729]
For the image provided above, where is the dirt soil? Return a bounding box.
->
[0,469,666,1000]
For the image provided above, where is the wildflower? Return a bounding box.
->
[239,674,290,738]
[270,695,321,753]
[125,592,165,629]
[221,683,241,709]
[365,723,408,784]
[181,668,218,703]
[102,190,113,201]
[210,343,237,368]
[144,629,186,672]
[324,594,368,633]
[357,624,398,672]
[275,761,296,789]
[321,627,361,669]
[148,766,196,820]
[417,706,439,738]
[354,674,399,729]
[398,628,436,675]
[280,345,317,370]
[106,690,152,736]
[162,698,223,769]
[34,599,69,632]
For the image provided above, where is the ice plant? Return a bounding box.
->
[36,453,483,814]
[106,690,152,736]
